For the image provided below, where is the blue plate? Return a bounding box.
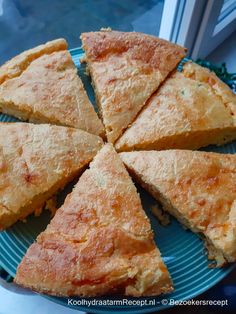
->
[0,48,235,314]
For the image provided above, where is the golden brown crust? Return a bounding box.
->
[81,30,186,68]
[0,40,104,137]
[0,39,68,85]
[15,144,173,297]
[183,62,236,118]
[81,30,186,143]
[0,122,103,230]
[120,150,236,265]
[116,61,236,152]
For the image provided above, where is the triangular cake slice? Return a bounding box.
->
[0,123,103,230]
[0,39,104,136]
[15,144,173,297]
[120,150,236,266]
[116,62,236,151]
[81,29,186,143]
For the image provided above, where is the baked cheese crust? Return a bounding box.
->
[0,122,103,230]
[116,62,236,151]
[120,150,236,266]
[14,144,173,297]
[81,30,186,143]
[0,39,104,136]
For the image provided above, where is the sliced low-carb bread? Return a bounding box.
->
[15,144,173,297]
[116,62,236,152]
[120,150,236,266]
[0,122,103,230]
[81,29,186,143]
[0,39,104,136]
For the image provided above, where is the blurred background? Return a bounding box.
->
[0,0,235,70]
[0,1,236,314]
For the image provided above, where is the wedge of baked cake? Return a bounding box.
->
[120,150,236,266]
[116,62,236,151]
[15,144,173,297]
[0,39,104,136]
[81,29,186,143]
[0,122,103,230]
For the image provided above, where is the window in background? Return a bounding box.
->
[0,0,235,65]
[159,0,236,58]
[0,0,164,65]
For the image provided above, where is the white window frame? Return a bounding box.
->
[159,0,236,59]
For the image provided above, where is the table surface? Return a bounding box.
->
[0,269,235,314]
[0,278,83,314]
